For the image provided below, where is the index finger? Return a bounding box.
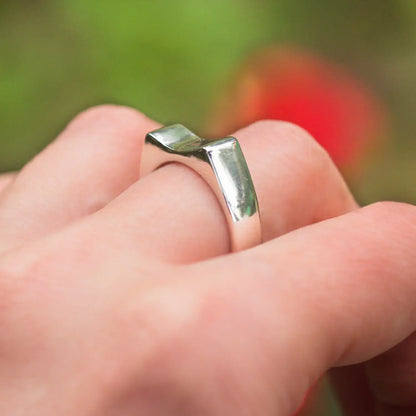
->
[161,201,416,414]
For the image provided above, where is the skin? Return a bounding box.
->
[0,105,415,415]
[0,172,15,193]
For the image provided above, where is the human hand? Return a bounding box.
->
[0,106,415,415]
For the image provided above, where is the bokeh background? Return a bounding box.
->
[1,1,416,414]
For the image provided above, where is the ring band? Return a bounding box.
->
[140,124,262,252]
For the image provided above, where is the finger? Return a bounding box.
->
[0,172,16,195]
[157,201,416,414]
[0,105,159,252]
[85,120,357,263]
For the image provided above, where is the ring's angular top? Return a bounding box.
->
[140,124,262,252]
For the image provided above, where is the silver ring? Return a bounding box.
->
[140,124,262,252]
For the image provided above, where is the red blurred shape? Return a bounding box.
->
[209,47,387,172]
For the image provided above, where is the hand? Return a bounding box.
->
[0,105,415,415]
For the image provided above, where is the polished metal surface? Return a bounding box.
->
[140,124,262,252]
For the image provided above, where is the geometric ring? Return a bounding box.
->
[140,124,262,252]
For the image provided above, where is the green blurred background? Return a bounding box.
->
[1,1,416,414]
[2,0,416,204]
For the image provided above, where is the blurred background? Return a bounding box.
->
[1,0,416,414]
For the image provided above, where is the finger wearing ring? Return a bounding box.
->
[140,124,262,252]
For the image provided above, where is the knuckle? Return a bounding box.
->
[364,201,416,232]
[0,246,56,313]
[280,122,338,187]
[125,280,231,403]
[120,287,197,401]
[66,104,151,140]
[131,278,263,397]
[366,200,416,217]
[249,119,323,150]
[280,122,332,166]
[247,119,335,178]
[348,202,416,279]
[71,104,134,124]
[131,285,199,358]
[0,255,28,315]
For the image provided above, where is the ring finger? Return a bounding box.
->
[64,119,358,264]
